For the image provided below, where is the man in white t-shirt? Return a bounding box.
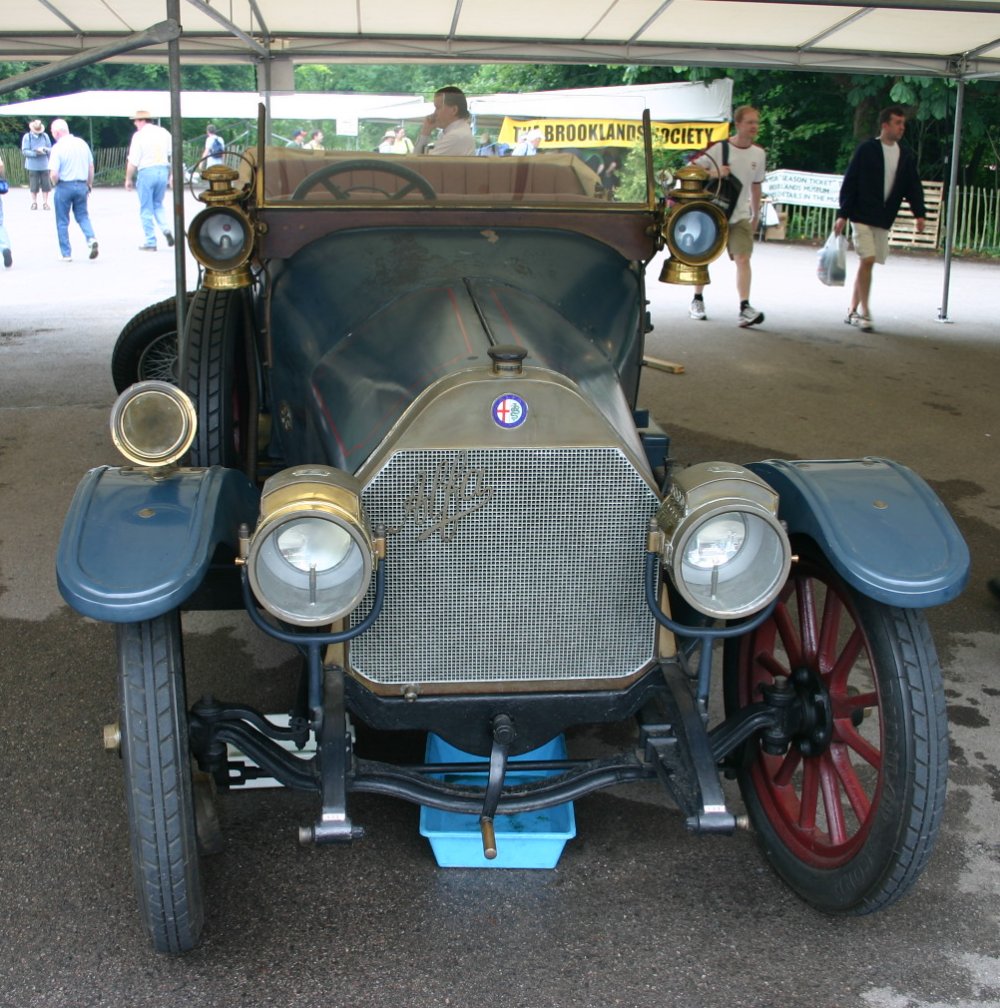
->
[124,110,174,251]
[688,105,767,328]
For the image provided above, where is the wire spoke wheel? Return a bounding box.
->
[723,544,948,913]
[111,296,191,393]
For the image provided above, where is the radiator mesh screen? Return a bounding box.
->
[349,448,659,685]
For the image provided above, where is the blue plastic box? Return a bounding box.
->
[419,733,576,869]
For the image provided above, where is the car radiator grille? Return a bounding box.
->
[348,448,660,687]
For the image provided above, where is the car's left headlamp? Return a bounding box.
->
[655,462,791,620]
[188,205,254,288]
[246,466,375,627]
[110,380,197,467]
[658,166,728,286]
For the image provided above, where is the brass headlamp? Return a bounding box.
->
[188,165,255,290]
[658,166,729,287]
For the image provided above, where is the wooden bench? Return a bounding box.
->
[890,180,942,250]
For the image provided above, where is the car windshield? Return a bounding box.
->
[255,93,666,209]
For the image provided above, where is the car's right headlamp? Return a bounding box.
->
[658,166,729,286]
[655,462,791,620]
[245,466,375,627]
[187,206,254,288]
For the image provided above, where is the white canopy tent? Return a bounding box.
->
[1,1,1000,79]
[466,80,733,121]
[0,89,429,123]
[0,80,732,126]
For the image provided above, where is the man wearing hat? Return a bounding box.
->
[378,129,397,153]
[21,120,53,210]
[285,129,307,148]
[124,110,174,251]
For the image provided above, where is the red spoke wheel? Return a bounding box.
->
[723,543,948,913]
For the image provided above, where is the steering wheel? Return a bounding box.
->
[291,158,437,201]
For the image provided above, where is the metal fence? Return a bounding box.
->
[1,142,229,188]
[782,184,1000,255]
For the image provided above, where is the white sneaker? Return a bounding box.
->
[61,255,72,262]
[738,304,764,327]
[689,297,707,320]
[88,239,99,260]
[845,310,861,327]
[857,314,873,331]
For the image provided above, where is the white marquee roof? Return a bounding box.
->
[0,80,733,127]
[2,0,1000,81]
[0,89,430,122]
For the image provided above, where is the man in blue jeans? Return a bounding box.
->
[47,118,98,263]
[124,110,173,251]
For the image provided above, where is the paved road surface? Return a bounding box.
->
[1,188,999,1007]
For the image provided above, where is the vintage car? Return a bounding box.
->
[57,114,969,954]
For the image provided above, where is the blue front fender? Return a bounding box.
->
[748,458,969,608]
[56,466,260,623]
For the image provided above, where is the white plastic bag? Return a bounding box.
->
[817,231,847,286]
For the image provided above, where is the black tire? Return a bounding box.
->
[112,296,192,393]
[183,287,254,469]
[117,611,204,954]
[723,544,948,914]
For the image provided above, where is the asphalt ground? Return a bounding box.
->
[1,188,999,1007]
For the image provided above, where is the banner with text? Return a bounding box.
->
[498,117,729,150]
[764,169,843,208]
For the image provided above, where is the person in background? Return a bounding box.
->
[688,105,766,328]
[304,129,325,150]
[834,105,926,333]
[202,123,225,167]
[125,110,174,252]
[125,108,173,252]
[476,134,510,157]
[21,119,53,210]
[0,153,13,268]
[512,128,542,156]
[378,129,397,153]
[48,118,98,262]
[286,129,307,148]
[414,86,476,156]
[391,126,414,154]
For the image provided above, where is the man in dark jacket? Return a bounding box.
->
[834,106,926,332]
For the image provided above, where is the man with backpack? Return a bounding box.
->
[202,124,226,168]
[687,105,767,328]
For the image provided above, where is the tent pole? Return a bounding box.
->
[938,75,964,323]
[167,0,187,348]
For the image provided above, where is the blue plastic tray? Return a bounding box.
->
[419,733,576,869]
